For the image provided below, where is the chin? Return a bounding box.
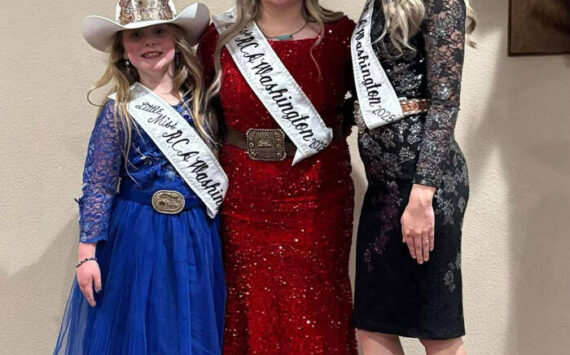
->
[133,58,175,75]
[263,0,302,7]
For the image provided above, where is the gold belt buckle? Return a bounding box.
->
[401,98,429,116]
[245,128,287,161]
[406,100,419,113]
[151,190,185,214]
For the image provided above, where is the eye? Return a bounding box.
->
[129,31,141,40]
[155,27,168,37]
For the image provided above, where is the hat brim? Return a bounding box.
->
[81,2,209,52]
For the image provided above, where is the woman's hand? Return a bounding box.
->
[401,184,436,264]
[76,243,101,307]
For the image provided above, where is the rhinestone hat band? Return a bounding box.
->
[116,0,176,26]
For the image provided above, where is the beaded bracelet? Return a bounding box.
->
[76,257,98,269]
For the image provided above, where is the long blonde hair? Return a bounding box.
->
[378,0,477,55]
[88,24,213,162]
[206,0,344,101]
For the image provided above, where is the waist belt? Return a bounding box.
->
[399,98,430,116]
[118,183,201,215]
[356,98,430,133]
[224,124,344,162]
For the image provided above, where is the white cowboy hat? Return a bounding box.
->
[81,1,210,52]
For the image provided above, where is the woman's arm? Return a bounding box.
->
[76,101,123,306]
[78,101,123,244]
[402,0,467,264]
[413,0,467,187]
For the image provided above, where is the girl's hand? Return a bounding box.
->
[77,243,101,307]
[401,184,436,264]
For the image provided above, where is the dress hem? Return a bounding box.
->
[352,316,465,340]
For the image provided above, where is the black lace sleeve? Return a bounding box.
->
[413,0,467,187]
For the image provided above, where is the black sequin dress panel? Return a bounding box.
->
[353,0,470,339]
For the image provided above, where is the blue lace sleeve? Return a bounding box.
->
[78,101,124,243]
[413,0,466,187]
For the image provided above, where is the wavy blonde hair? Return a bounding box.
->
[88,25,213,162]
[378,0,477,55]
[206,0,344,101]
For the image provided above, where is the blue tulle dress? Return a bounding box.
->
[53,99,226,355]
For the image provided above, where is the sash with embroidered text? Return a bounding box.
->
[213,8,333,165]
[351,0,405,129]
[111,83,228,217]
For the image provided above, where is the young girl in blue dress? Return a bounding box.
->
[53,1,227,354]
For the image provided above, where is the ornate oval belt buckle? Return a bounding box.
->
[151,190,185,214]
[245,128,287,161]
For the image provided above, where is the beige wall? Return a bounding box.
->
[1,0,569,354]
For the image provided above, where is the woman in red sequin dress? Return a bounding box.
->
[199,0,357,353]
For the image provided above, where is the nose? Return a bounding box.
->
[144,35,156,47]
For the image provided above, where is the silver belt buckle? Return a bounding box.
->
[151,190,185,214]
[245,128,287,161]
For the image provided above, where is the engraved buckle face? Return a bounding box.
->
[151,190,185,214]
[407,100,419,112]
[245,129,287,161]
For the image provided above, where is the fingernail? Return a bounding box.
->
[95,288,102,293]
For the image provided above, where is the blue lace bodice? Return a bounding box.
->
[78,99,201,243]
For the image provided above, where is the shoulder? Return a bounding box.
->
[324,15,356,41]
[93,99,120,128]
[201,23,220,43]
[86,98,124,142]
[421,0,467,37]
[198,23,220,57]
[321,16,355,52]
[424,0,467,16]
[98,99,116,118]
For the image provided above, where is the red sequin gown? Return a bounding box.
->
[199,17,357,354]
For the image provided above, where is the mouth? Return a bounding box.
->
[141,51,163,59]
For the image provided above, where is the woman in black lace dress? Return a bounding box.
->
[352,0,475,353]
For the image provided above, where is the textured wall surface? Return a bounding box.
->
[1,0,569,354]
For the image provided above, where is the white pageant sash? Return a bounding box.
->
[111,83,228,218]
[351,0,404,129]
[213,8,332,165]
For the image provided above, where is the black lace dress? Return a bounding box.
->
[353,0,469,339]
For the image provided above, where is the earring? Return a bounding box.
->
[124,59,131,74]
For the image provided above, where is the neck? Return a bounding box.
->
[138,66,179,104]
[257,1,306,34]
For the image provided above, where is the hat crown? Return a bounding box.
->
[116,0,176,25]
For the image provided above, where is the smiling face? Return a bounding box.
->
[121,24,177,77]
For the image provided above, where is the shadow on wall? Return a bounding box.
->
[463,1,570,354]
[0,219,78,355]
